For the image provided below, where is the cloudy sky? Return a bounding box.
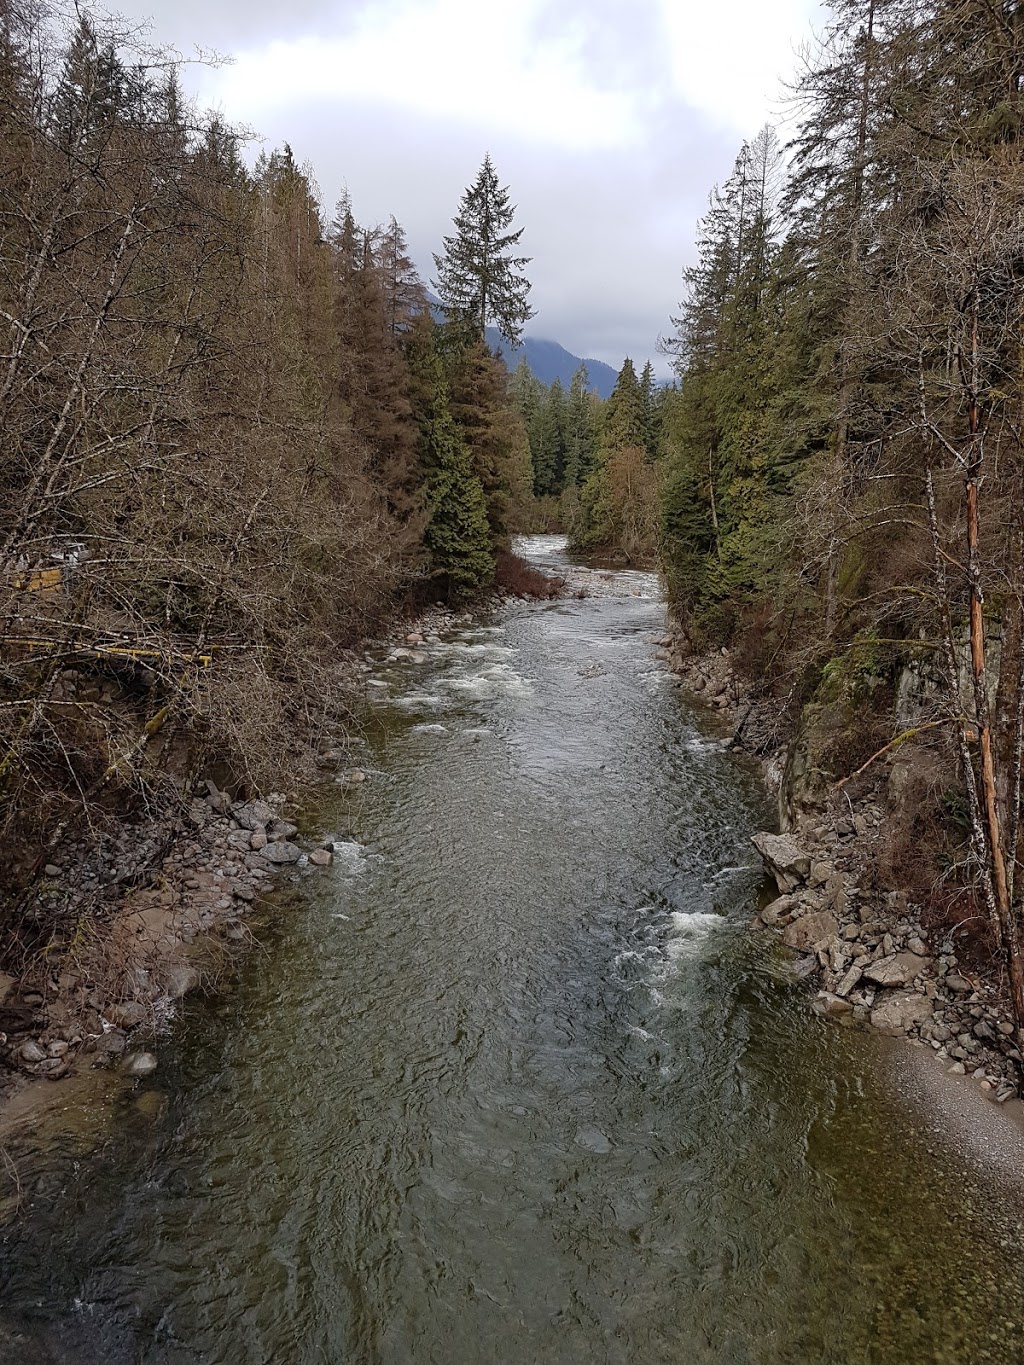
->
[114,0,825,375]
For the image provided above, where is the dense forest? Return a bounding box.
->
[0,1,561,895]
[659,0,1024,1022]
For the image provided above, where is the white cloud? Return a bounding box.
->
[657,0,824,135]
[197,0,646,151]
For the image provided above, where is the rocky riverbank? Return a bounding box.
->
[658,635,1024,1106]
[0,582,565,1112]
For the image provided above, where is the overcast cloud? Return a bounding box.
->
[111,0,825,376]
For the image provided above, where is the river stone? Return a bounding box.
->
[760,894,795,926]
[863,951,929,989]
[234,800,275,832]
[309,848,333,867]
[813,991,854,1019]
[108,1001,147,1029]
[752,832,812,893]
[870,990,934,1036]
[259,841,302,865]
[161,964,200,999]
[835,963,864,998]
[123,1051,158,1078]
[783,910,839,954]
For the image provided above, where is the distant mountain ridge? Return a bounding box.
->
[424,294,619,397]
[485,332,619,398]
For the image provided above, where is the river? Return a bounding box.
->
[2,535,1024,1364]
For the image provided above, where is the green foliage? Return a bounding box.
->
[432,154,533,346]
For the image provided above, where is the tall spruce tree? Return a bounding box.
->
[433,154,534,346]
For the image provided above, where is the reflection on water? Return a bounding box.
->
[1,536,1024,1364]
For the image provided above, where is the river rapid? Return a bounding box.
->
[2,535,1024,1364]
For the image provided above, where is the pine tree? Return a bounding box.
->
[432,154,534,346]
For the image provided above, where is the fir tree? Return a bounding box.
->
[432,154,534,346]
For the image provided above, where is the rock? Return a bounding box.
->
[268,820,298,840]
[809,860,834,888]
[813,991,854,1018]
[46,1040,69,1057]
[835,964,864,998]
[752,832,812,893]
[43,864,61,878]
[760,894,795,926]
[870,990,934,1036]
[339,769,368,786]
[309,848,333,867]
[783,910,839,954]
[122,1051,158,1078]
[863,951,929,989]
[161,964,200,1000]
[0,974,15,1003]
[944,973,973,995]
[842,923,861,942]
[108,1001,147,1029]
[19,1040,47,1064]
[96,1028,127,1057]
[259,841,302,865]
[234,883,256,902]
[574,1126,612,1154]
[948,1061,967,1075]
[234,800,275,832]
[997,1020,1015,1037]
[250,825,268,851]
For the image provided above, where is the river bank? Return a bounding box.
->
[665,639,1024,1109]
[5,534,1024,1363]
[0,598,523,1115]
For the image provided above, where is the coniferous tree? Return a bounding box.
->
[433,154,534,346]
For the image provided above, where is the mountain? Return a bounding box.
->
[484,332,619,398]
[423,294,619,397]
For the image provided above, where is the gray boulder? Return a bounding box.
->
[752,832,812,893]
[870,990,934,1036]
[259,841,302,865]
[783,910,839,954]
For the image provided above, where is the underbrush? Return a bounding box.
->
[494,550,563,599]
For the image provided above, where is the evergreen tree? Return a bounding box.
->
[433,154,534,346]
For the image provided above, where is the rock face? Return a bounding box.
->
[870,991,934,1036]
[751,832,812,893]
[783,910,839,953]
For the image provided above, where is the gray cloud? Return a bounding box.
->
[102,0,811,377]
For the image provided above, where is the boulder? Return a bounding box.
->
[863,951,929,989]
[835,964,863,998]
[752,832,812,893]
[870,990,934,1036]
[108,1001,147,1029]
[259,841,302,865]
[234,800,275,832]
[122,1051,158,1078]
[161,964,200,1000]
[813,991,854,1019]
[760,894,795,927]
[783,909,839,953]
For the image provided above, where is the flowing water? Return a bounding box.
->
[3,535,1024,1364]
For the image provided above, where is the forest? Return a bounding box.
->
[658,0,1024,1024]
[0,0,567,908]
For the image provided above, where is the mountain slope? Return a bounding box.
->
[485,332,619,397]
